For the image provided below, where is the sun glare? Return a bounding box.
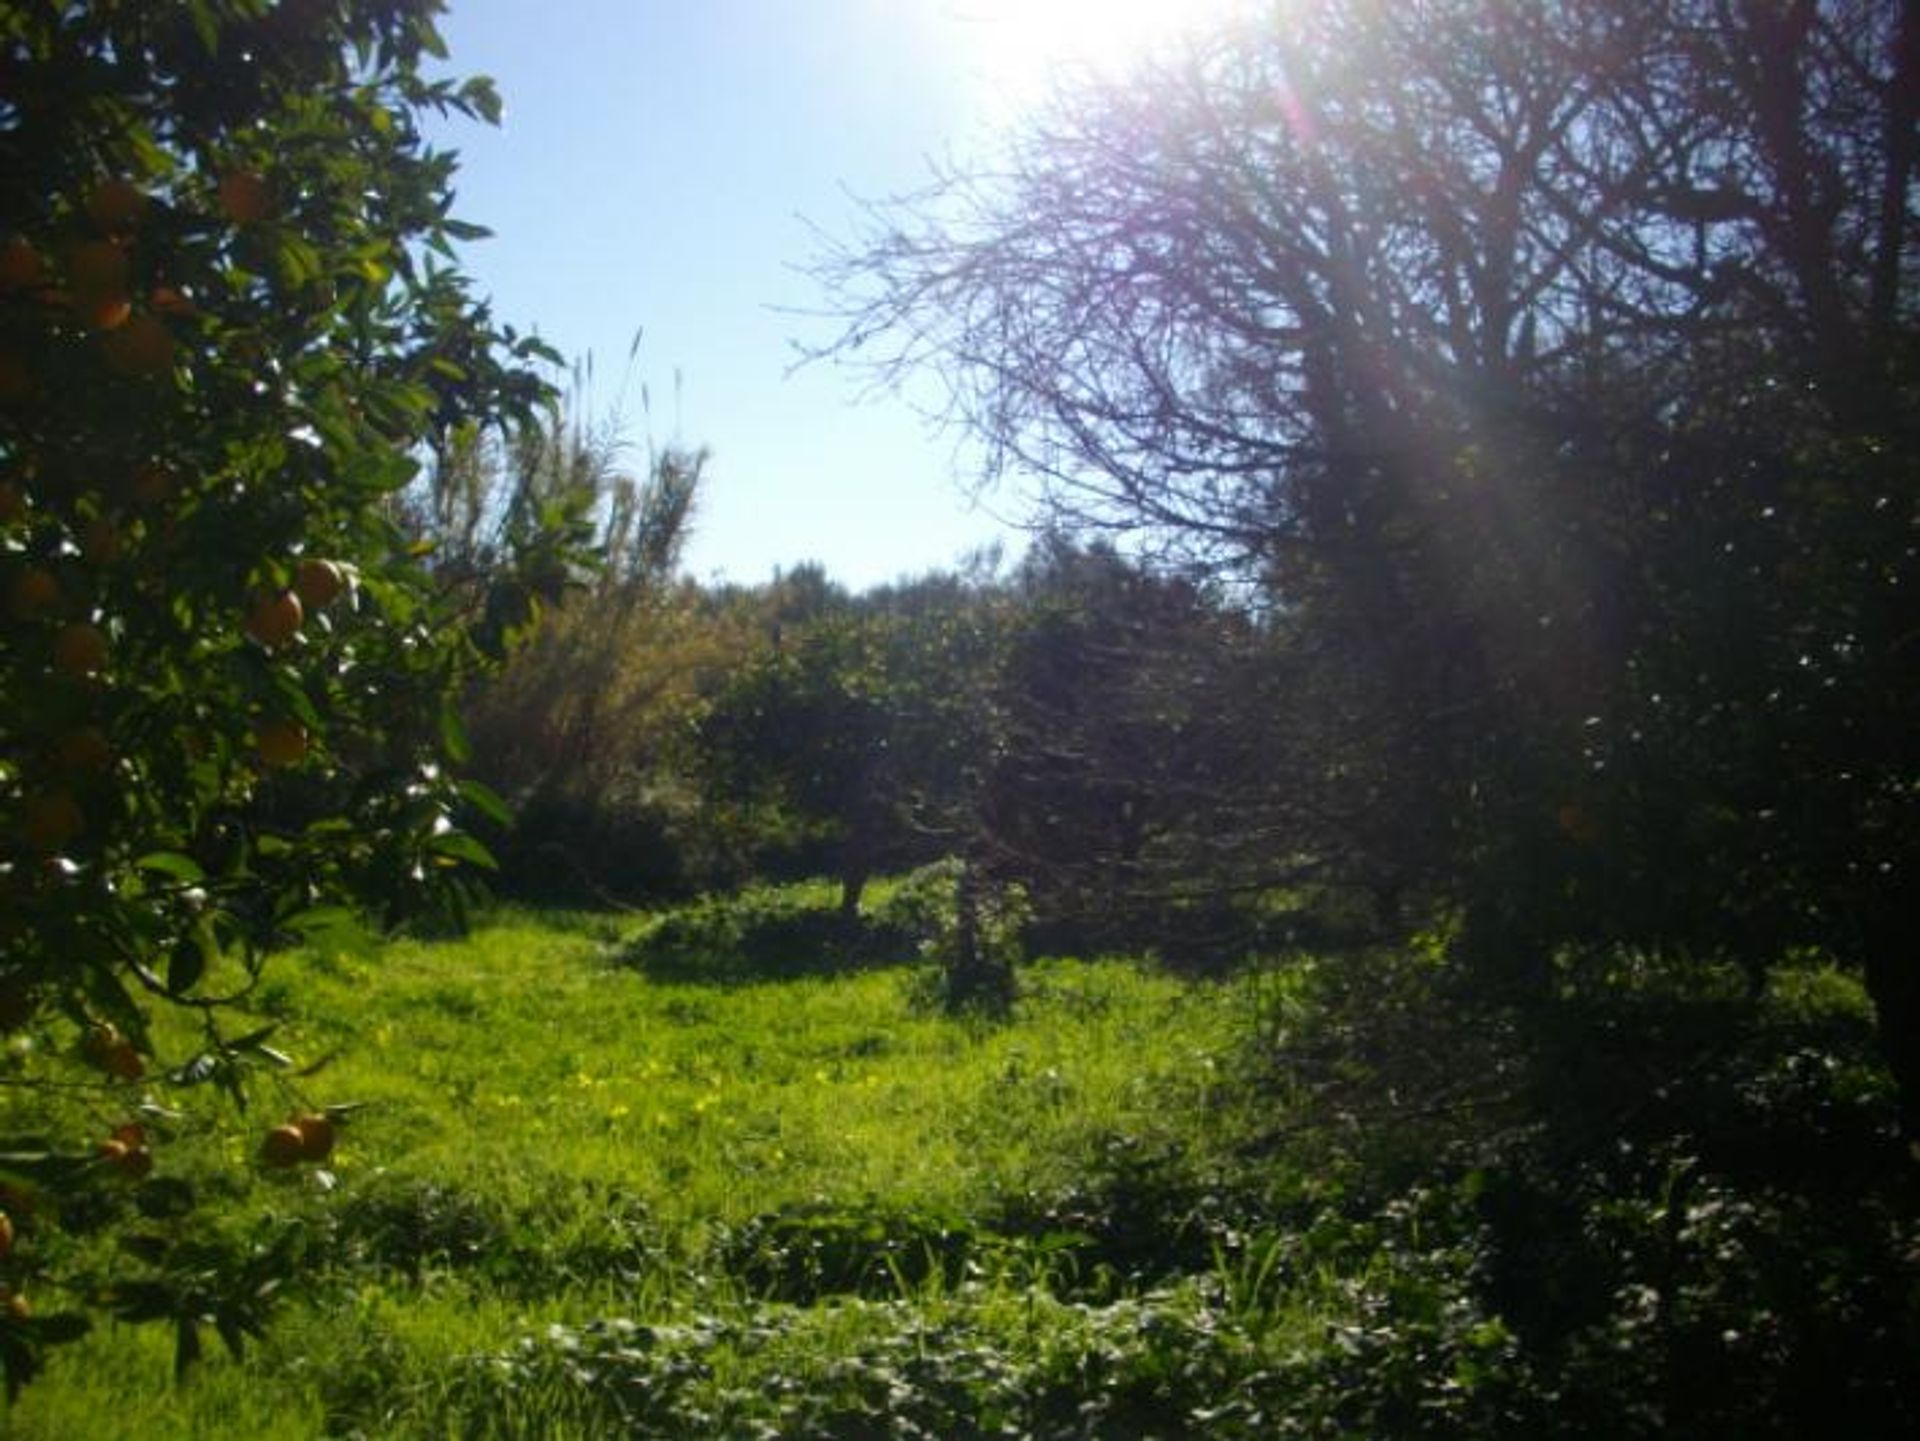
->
[946,0,1248,112]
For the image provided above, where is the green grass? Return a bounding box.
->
[9,891,1910,1437]
[3,898,1268,1438]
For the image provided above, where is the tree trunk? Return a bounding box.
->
[837,863,868,928]
[945,854,1013,1012]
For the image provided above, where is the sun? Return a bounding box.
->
[945,0,1250,111]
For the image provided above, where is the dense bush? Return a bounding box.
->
[615,881,918,984]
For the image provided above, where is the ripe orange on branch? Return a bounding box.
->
[294,557,346,610]
[65,239,129,299]
[259,1124,307,1168]
[0,238,46,292]
[98,1133,153,1180]
[53,727,113,773]
[255,718,309,769]
[292,1111,336,1161]
[84,178,147,233]
[8,565,59,619]
[82,293,132,332]
[80,1023,142,1080]
[0,347,33,404]
[147,283,197,317]
[52,621,108,678]
[244,588,303,648]
[80,515,122,565]
[102,313,175,376]
[128,462,177,508]
[217,170,273,224]
[22,789,84,854]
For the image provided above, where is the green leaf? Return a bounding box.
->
[166,931,208,997]
[456,778,512,826]
[224,1024,280,1053]
[439,702,473,764]
[279,906,361,945]
[428,831,497,869]
[135,852,207,885]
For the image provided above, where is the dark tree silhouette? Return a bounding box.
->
[813,0,1920,1136]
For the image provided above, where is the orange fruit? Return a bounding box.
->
[128,461,177,507]
[80,1023,143,1079]
[80,1022,120,1061]
[244,588,303,648]
[255,718,308,769]
[0,348,31,404]
[52,621,108,677]
[103,313,175,376]
[0,238,45,291]
[8,565,59,618]
[0,1210,13,1260]
[80,515,122,565]
[218,170,273,224]
[53,727,113,773]
[66,239,129,298]
[292,1112,336,1161]
[22,789,84,854]
[294,557,346,610]
[102,1139,153,1180]
[148,283,197,317]
[1556,804,1601,845]
[259,1124,306,1168]
[83,292,133,332]
[85,178,147,233]
[4,1292,29,1321]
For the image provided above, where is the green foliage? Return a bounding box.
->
[881,857,1027,960]
[3,907,1915,1435]
[617,879,915,982]
[715,1198,979,1304]
[0,0,566,1391]
[810,0,1920,1135]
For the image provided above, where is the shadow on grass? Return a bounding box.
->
[613,885,921,985]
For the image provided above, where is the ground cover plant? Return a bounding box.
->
[0,888,1264,1436]
[2,882,1912,1438]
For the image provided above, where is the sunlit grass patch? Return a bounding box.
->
[3,895,1264,1438]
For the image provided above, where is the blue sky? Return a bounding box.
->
[424,0,1048,590]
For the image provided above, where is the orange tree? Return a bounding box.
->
[0,0,563,1391]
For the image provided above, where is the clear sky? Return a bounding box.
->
[425,0,1229,590]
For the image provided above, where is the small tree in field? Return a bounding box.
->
[0,0,560,1390]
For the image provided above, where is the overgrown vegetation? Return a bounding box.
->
[5,0,1914,1432]
[2,891,1910,1437]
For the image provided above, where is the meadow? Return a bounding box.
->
[5,880,1911,1438]
[3,888,1313,1438]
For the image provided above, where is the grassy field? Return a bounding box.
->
[7,882,1910,1437]
[4,891,1312,1438]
